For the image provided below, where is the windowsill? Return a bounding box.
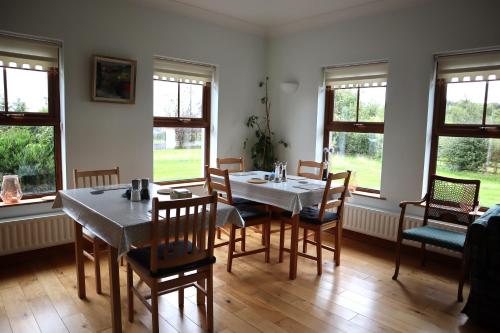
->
[352,190,386,200]
[155,180,206,188]
[0,195,55,208]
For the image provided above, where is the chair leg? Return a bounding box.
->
[127,263,134,323]
[279,221,285,263]
[197,275,205,305]
[207,267,214,332]
[420,243,427,267]
[265,222,271,263]
[334,225,341,266]
[93,241,102,294]
[392,237,402,280]
[178,273,184,308]
[261,225,265,246]
[217,227,222,240]
[302,228,308,253]
[227,225,236,272]
[316,229,322,275]
[241,227,246,252]
[151,283,159,333]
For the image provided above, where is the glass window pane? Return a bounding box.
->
[445,81,486,124]
[334,88,357,122]
[179,83,203,118]
[153,80,178,117]
[153,127,204,181]
[358,87,386,122]
[328,131,383,190]
[486,80,500,125]
[0,126,55,195]
[6,68,48,113]
[436,136,500,208]
[0,69,4,111]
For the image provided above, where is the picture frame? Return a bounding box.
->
[91,55,136,104]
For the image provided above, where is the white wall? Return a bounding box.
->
[0,0,266,218]
[268,0,500,214]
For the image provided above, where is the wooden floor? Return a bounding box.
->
[0,222,490,333]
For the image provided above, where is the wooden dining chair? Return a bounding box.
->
[392,175,480,302]
[216,157,244,173]
[297,160,325,180]
[279,171,351,275]
[73,167,120,294]
[127,193,218,333]
[206,166,271,272]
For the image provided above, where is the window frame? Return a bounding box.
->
[323,85,386,193]
[0,65,62,199]
[153,80,211,184]
[428,77,500,208]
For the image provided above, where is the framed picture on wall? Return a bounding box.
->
[91,55,136,104]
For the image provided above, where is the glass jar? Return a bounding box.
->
[0,175,23,204]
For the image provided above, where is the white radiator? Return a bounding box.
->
[0,213,73,255]
[343,203,463,257]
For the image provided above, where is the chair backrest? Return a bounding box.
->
[216,157,244,173]
[205,166,234,205]
[149,193,218,274]
[318,171,351,223]
[73,167,120,188]
[424,175,480,226]
[297,160,324,180]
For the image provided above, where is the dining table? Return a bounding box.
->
[226,171,331,280]
[52,183,245,333]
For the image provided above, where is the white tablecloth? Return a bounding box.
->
[53,184,244,256]
[228,171,329,214]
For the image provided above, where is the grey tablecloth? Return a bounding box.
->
[53,184,244,256]
[228,171,332,214]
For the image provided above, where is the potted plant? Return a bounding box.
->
[244,77,287,171]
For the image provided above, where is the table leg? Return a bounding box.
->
[74,221,86,299]
[289,214,299,280]
[108,246,122,333]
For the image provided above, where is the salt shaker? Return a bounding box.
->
[131,179,141,201]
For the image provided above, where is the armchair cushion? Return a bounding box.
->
[402,225,465,251]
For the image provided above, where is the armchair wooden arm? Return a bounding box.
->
[399,196,427,208]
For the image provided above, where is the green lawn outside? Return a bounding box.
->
[154,148,203,181]
[330,155,498,207]
[155,149,498,207]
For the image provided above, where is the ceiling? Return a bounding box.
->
[132,0,427,35]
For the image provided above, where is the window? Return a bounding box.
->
[430,51,500,208]
[0,34,61,198]
[153,57,213,182]
[323,62,388,192]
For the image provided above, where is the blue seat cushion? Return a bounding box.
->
[127,240,216,277]
[402,226,465,251]
[236,205,269,221]
[232,197,261,206]
[281,206,339,225]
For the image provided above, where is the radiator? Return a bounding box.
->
[343,203,463,257]
[0,213,73,255]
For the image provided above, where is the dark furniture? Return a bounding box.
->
[392,175,480,302]
[462,204,500,329]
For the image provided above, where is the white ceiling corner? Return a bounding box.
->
[130,0,433,36]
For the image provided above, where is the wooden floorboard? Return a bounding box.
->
[0,221,491,333]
